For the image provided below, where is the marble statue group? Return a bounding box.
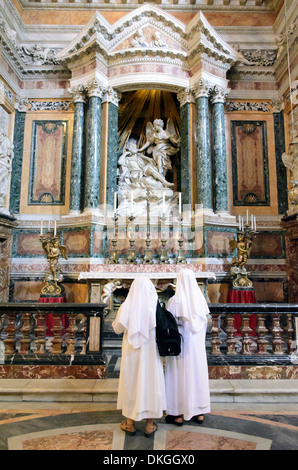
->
[117,118,180,216]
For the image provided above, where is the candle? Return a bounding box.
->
[246,210,248,226]
[238,215,241,230]
[254,216,257,232]
[48,220,50,232]
[54,220,56,237]
[251,214,253,230]
[130,191,133,215]
[40,220,43,235]
[179,193,181,214]
[162,192,165,215]
[114,192,117,214]
[242,217,244,232]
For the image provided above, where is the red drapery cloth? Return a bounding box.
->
[38,296,68,336]
[227,289,257,336]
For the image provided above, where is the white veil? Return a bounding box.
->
[171,269,209,333]
[112,276,158,349]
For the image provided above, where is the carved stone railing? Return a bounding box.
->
[208,303,297,364]
[0,303,107,367]
[0,303,297,369]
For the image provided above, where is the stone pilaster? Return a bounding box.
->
[9,97,28,214]
[177,87,194,206]
[193,80,213,212]
[68,85,87,214]
[211,85,230,214]
[83,79,105,213]
[103,87,121,208]
[272,100,288,215]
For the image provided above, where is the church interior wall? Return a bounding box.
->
[0,0,297,307]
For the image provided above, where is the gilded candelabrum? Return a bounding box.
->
[40,232,68,296]
[126,214,137,264]
[142,190,153,264]
[109,213,118,264]
[176,214,186,264]
[160,213,169,263]
[229,222,256,288]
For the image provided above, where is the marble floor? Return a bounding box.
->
[1,401,297,452]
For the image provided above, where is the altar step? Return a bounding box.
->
[0,379,297,403]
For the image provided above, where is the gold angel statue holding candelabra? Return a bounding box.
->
[40,233,68,296]
[229,222,256,288]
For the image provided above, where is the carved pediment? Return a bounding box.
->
[56,5,241,67]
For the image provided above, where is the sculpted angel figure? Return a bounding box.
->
[140,118,180,177]
[118,140,173,190]
[0,130,14,210]
[229,233,252,270]
[282,140,298,187]
[41,235,68,281]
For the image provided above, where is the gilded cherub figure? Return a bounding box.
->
[41,235,68,284]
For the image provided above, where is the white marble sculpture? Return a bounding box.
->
[0,130,14,214]
[117,118,180,217]
[282,139,298,215]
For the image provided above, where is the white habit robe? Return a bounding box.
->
[165,269,210,421]
[112,276,166,422]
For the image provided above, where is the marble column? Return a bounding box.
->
[211,86,230,214]
[68,85,86,214]
[9,97,28,214]
[193,80,213,212]
[177,88,193,206]
[272,100,288,214]
[83,80,105,213]
[104,87,121,208]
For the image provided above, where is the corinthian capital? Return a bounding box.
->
[211,85,230,104]
[14,96,29,112]
[86,79,106,98]
[193,79,213,99]
[177,87,195,107]
[102,87,122,106]
[68,84,87,103]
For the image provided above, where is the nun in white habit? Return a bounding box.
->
[112,276,166,437]
[165,269,210,425]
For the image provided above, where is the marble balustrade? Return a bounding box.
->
[0,302,296,367]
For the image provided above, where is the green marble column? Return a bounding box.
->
[179,100,191,206]
[273,108,288,214]
[105,89,120,208]
[194,81,212,210]
[83,80,104,211]
[10,100,28,214]
[211,87,229,213]
[69,86,86,213]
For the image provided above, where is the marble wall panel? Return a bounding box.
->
[253,281,285,302]
[20,111,73,216]
[226,111,278,216]
[250,232,284,258]
[11,280,89,303]
[29,121,67,205]
[206,229,235,256]
[13,231,44,256]
[63,230,90,256]
[231,121,269,206]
